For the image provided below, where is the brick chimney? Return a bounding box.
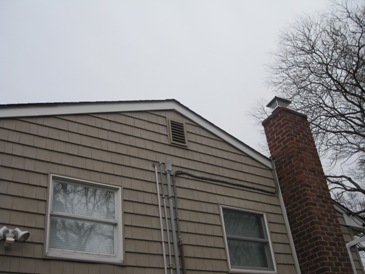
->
[262,104,353,274]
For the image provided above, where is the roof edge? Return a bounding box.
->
[0,99,179,118]
[0,99,272,168]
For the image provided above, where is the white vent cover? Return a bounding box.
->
[168,120,187,146]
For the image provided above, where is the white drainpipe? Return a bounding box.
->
[272,160,302,274]
[165,160,181,274]
[346,235,365,274]
[153,163,168,274]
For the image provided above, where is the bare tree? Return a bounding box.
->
[268,0,365,213]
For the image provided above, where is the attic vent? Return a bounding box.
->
[169,120,187,146]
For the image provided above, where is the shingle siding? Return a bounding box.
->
[336,210,365,274]
[0,110,298,273]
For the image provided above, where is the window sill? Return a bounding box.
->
[229,268,277,274]
[45,249,124,265]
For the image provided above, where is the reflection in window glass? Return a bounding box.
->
[222,208,274,271]
[50,217,114,255]
[46,176,121,262]
[228,239,269,268]
[223,209,264,239]
[52,181,115,219]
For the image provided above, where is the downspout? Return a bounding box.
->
[165,160,181,274]
[346,235,365,274]
[159,163,174,274]
[153,163,168,274]
[271,160,302,274]
[172,174,187,274]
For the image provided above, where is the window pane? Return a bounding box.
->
[49,217,114,255]
[223,208,265,238]
[52,181,115,219]
[228,239,273,269]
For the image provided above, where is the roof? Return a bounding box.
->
[0,99,272,168]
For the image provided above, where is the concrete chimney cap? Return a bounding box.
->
[266,96,291,109]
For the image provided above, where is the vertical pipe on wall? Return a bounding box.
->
[172,174,187,274]
[159,163,173,274]
[346,236,365,274]
[153,163,168,274]
[271,160,301,274]
[165,160,181,274]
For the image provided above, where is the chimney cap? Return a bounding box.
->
[266,96,291,109]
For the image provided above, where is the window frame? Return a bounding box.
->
[45,175,123,264]
[220,206,277,273]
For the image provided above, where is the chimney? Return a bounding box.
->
[262,101,353,274]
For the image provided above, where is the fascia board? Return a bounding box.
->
[334,203,365,232]
[175,104,272,168]
[0,100,177,118]
[0,100,271,168]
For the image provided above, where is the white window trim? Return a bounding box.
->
[220,206,277,274]
[45,175,123,264]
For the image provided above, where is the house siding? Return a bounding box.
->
[0,110,298,273]
[336,210,365,274]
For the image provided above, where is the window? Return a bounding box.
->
[46,175,122,263]
[221,207,275,273]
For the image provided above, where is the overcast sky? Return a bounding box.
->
[0,0,330,153]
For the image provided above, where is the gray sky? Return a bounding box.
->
[0,0,330,152]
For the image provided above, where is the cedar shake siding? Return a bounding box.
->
[335,209,365,274]
[262,106,354,274]
[0,101,299,274]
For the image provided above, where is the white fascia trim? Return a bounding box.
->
[346,235,365,274]
[0,101,176,118]
[0,100,271,168]
[176,105,272,168]
[334,204,365,232]
[271,161,301,274]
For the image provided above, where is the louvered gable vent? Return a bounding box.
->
[169,120,187,146]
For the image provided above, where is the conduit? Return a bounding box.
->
[165,160,181,274]
[172,168,280,273]
[174,170,276,195]
[153,163,168,274]
[172,174,187,274]
[159,163,173,274]
[164,164,278,274]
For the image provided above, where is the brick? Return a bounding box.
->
[263,107,353,274]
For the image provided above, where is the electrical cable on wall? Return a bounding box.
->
[174,170,277,196]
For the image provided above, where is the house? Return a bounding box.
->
[0,99,363,274]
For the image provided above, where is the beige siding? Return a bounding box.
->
[0,111,298,273]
